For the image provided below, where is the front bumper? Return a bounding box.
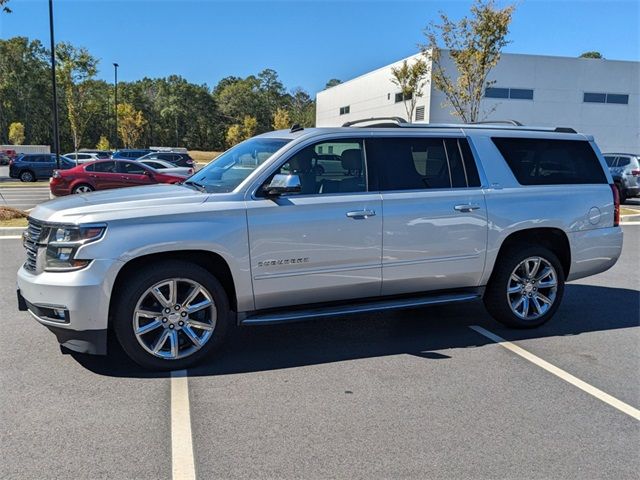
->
[17,258,123,355]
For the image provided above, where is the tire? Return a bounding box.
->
[484,245,565,328]
[113,260,231,370]
[19,170,35,182]
[615,184,627,204]
[72,183,94,194]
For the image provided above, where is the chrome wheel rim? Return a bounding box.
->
[133,278,217,360]
[75,185,92,193]
[507,256,558,321]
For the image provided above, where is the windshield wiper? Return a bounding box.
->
[181,180,207,192]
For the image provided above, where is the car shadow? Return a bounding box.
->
[70,284,640,379]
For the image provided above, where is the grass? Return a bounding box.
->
[620,207,639,216]
[189,150,221,165]
[0,206,28,227]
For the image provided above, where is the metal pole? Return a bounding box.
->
[113,63,119,150]
[48,0,61,169]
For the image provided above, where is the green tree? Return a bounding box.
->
[422,0,515,123]
[56,42,99,152]
[324,78,342,89]
[272,108,291,130]
[96,135,110,150]
[8,121,25,144]
[226,115,257,147]
[1,0,11,13]
[117,103,146,148]
[580,51,603,59]
[288,88,315,127]
[390,59,430,122]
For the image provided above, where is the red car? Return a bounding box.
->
[50,159,184,196]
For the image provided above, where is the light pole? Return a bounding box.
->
[48,0,61,169]
[113,62,119,150]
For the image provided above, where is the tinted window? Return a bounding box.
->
[270,140,366,195]
[485,87,509,98]
[492,138,607,185]
[158,153,176,161]
[617,157,631,167]
[584,92,606,103]
[606,94,629,104]
[458,139,481,187]
[86,161,116,173]
[368,137,480,191]
[120,162,146,174]
[509,88,534,100]
[604,156,617,167]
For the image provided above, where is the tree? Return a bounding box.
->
[226,115,257,147]
[390,59,430,122]
[56,42,99,152]
[422,0,515,123]
[580,51,603,59]
[96,135,110,150]
[324,78,342,89]
[288,88,315,127]
[117,103,146,148]
[272,108,291,130]
[1,0,11,13]
[8,122,24,144]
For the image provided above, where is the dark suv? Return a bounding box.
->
[138,151,195,168]
[604,153,640,203]
[9,154,75,182]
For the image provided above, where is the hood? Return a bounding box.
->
[30,184,208,224]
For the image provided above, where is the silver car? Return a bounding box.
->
[138,158,194,177]
[603,153,640,203]
[17,121,623,370]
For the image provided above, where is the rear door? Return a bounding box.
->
[366,135,488,295]
[246,138,383,310]
[117,161,154,187]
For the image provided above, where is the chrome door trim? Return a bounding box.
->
[253,262,381,281]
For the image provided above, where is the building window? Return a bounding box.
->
[415,106,425,121]
[339,105,350,115]
[387,93,391,100]
[395,92,412,103]
[584,92,629,104]
[485,87,533,100]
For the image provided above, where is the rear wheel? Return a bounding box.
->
[19,170,35,182]
[113,260,231,370]
[484,245,565,328]
[72,184,94,194]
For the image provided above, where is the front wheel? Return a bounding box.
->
[113,261,231,370]
[484,246,565,328]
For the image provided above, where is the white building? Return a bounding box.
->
[316,51,640,153]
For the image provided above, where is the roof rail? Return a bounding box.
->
[342,117,407,127]
[468,120,523,126]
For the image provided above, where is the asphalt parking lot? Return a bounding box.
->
[0,227,638,479]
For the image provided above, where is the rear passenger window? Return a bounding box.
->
[604,156,617,167]
[86,161,116,173]
[617,157,631,167]
[492,138,607,185]
[367,137,481,191]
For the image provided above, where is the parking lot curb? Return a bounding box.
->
[0,227,26,237]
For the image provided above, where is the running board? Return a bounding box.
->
[240,292,481,326]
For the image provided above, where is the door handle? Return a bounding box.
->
[346,209,376,219]
[454,204,481,213]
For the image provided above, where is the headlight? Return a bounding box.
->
[45,224,106,271]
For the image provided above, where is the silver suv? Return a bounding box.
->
[17,121,623,370]
[603,153,640,203]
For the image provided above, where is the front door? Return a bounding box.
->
[117,161,154,188]
[246,139,382,310]
[366,136,488,295]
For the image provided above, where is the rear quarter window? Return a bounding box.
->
[492,137,607,185]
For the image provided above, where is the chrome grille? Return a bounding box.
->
[23,219,45,272]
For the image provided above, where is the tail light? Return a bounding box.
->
[610,184,620,227]
[9,159,14,166]
[631,169,640,176]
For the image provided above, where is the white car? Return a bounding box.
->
[138,159,194,177]
[63,152,103,163]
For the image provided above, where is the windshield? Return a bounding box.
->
[185,137,291,193]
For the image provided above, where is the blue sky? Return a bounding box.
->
[1,0,638,95]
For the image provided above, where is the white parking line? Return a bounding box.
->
[171,370,196,480]
[470,325,640,421]
[0,236,22,240]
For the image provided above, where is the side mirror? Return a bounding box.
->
[264,174,302,196]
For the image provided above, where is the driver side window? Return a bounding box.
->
[274,139,366,195]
